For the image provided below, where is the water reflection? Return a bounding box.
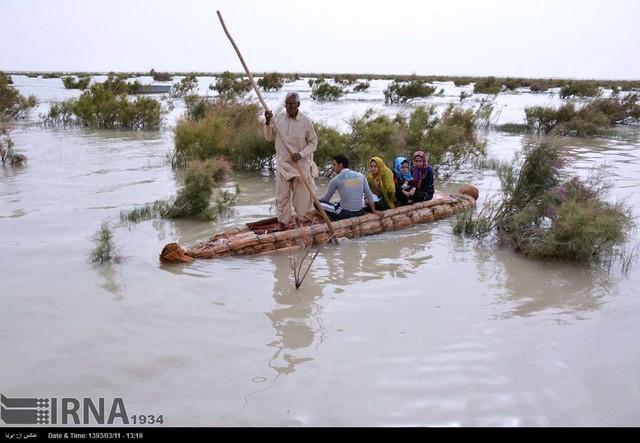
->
[313,228,434,287]
[266,254,325,375]
[474,244,613,320]
[95,263,126,301]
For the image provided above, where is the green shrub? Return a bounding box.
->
[174,112,230,163]
[173,101,273,170]
[173,97,487,176]
[210,71,252,100]
[525,105,564,134]
[459,91,472,101]
[453,77,473,87]
[457,140,634,264]
[334,74,358,85]
[170,75,198,98]
[502,78,521,91]
[310,79,345,101]
[317,104,486,173]
[41,100,75,126]
[525,95,639,136]
[494,123,529,134]
[257,73,284,91]
[0,75,37,119]
[42,75,161,129]
[162,159,237,220]
[405,105,439,149]
[473,77,501,94]
[423,105,486,170]
[88,220,123,264]
[62,76,91,90]
[314,123,347,173]
[353,81,370,92]
[560,81,600,98]
[150,69,173,82]
[384,79,436,104]
[529,81,549,93]
[183,95,214,121]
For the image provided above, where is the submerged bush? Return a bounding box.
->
[353,81,370,92]
[423,104,487,171]
[384,78,436,104]
[62,76,91,90]
[310,79,345,101]
[170,75,198,98]
[473,77,501,95]
[560,81,600,98]
[163,159,237,220]
[257,73,284,91]
[42,75,161,129]
[453,77,473,87]
[173,100,273,170]
[333,74,358,85]
[0,74,37,119]
[529,81,549,93]
[210,71,252,100]
[150,69,173,82]
[455,140,634,264]
[173,97,487,177]
[88,220,123,264]
[525,94,640,136]
[318,104,486,173]
[122,159,238,223]
[0,75,35,167]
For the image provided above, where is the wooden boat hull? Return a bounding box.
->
[160,186,478,263]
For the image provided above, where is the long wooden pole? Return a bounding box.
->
[216,10,336,239]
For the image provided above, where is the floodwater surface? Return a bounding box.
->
[1,76,639,426]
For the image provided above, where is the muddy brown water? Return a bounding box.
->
[1,76,639,426]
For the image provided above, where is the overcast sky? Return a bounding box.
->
[1,0,639,79]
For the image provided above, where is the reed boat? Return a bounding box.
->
[159,185,479,264]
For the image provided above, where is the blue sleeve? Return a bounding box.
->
[321,176,338,202]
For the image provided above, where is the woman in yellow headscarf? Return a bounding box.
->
[366,156,397,210]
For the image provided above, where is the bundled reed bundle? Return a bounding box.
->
[160,186,478,263]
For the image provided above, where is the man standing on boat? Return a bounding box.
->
[264,92,319,231]
[319,154,384,220]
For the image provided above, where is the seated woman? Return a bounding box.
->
[365,156,396,211]
[393,156,415,206]
[404,151,434,203]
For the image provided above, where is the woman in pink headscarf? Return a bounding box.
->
[403,150,434,202]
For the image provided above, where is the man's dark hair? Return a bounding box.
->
[333,154,349,168]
